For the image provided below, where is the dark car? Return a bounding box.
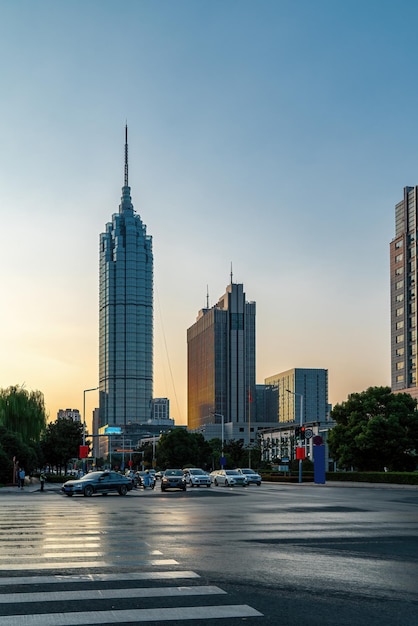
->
[61,471,133,497]
[161,469,186,492]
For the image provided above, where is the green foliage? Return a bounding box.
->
[0,385,47,444]
[40,419,85,471]
[326,471,418,485]
[0,425,42,483]
[156,428,213,469]
[329,386,418,471]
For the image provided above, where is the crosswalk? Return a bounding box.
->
[0,500,263,624]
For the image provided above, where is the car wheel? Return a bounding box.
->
[119,485,128,496]
[214,479,218,486]
[66,493,73,497]
[161,487,166,492]
[207,484,211,488]
[225,480,229,486]
[84,485,94,497]
[257,482,261,486]
[182,486,186,491]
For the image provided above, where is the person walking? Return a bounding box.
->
[19,468,25,490]
[40,471,46,492]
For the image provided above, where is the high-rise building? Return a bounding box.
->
[99,127,153,428]
[390,186,418,400]
[187,280,257,444]
[264,368,329,423]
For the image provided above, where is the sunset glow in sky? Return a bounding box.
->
[1,0,416,430]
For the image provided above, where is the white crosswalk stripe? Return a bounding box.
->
[0,500,263,624]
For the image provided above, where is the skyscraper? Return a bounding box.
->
[390,186,418,399]
[187,280,256,443]
[99,127,153,428]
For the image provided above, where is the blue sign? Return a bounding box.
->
[104,427,122,434]
[220,456,226,468]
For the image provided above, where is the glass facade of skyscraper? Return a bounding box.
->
[99,131,153,428]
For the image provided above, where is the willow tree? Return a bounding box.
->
[0,385,47,444]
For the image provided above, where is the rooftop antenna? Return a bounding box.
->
[124,123,129,187]
[206,285,209,309]
[230,262,233,284]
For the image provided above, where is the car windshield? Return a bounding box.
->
[79,472,105,481]
[165,470,183,476]
[189,469,205,475]
[225,470,241,475]
[240,469,254,474]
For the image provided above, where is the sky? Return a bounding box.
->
[1,0,417,431]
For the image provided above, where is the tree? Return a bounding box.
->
[0,385,47,444]
[329,386,418,471]
[41,419,85,473]
[156,429,212,469]
[0,425,41,483]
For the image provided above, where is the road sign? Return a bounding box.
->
[304,428,314,439]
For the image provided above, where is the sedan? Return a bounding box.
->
[161,469,186,492]
[237,468,262,485]
[61,471,133,497]
[210,469,247,487]
[183,468,211,487]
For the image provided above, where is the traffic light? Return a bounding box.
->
[300,426,306,440]
[295,427,301,438]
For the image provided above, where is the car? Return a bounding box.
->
[61,471,133,497]
[210,469,248,487]
[237,468,262,486]
[161,469,186,492]
[183,468,211,488]
[154,470,163,480]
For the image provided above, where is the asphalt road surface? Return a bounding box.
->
[0,480,417,625]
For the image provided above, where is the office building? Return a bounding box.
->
[264,368,329,423]
[260,367,332,466]
[188,280,266,445]
[57,408,81,422]
[390,186,418,400]
[99,127,153,428]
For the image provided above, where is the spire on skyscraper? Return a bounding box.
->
[120,124,133,214]
[124,123,128,187]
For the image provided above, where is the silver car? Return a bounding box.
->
[237,468,262,485]
[183,468,211,488]
[210,469,247,487]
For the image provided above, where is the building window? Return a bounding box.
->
[396,375,404,383]
[396,307,404,316]
[395,267,403,275]
[396,362,404,370]
[396,240,403,249]
[396,280,404,290]
[396,335,404,343]
[396,321,404,330]
[396,294,404,302]
[396,348,404,356]
[396,254,403,262]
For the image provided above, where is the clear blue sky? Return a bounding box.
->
[1,0,415,426]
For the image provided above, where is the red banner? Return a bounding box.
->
[79,445,89,459]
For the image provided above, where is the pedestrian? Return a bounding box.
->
[19,467,25,490]
[40,471,46,492]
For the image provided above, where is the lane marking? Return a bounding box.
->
[0,585,226,604]
[0,571,200,586]
[0,604,263,625]
[0,559,178,571]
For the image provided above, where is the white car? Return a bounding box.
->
[210,469,247,487]
[183,468,211,487]
[237,468,262,486]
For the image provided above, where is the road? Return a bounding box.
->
[0,481,417,625]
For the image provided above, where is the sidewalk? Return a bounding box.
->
[0,479,62,494]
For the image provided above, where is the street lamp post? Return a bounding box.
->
[83,387,99,473]
[286,389,304,484]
